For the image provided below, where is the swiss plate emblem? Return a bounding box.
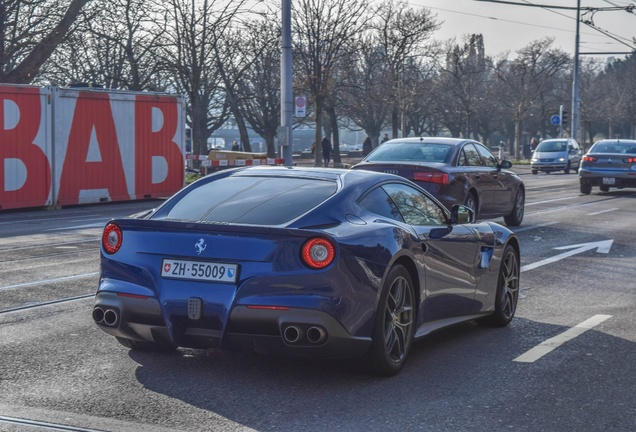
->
[164,263,171,273]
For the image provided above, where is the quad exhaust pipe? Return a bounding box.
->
[283,325,303,344]
[93,306,120,327]
[282,325,327,345]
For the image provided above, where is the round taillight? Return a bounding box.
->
[301,237,336,269]
[102,223,123,254]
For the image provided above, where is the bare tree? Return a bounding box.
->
[340,38,392,149]
[158,0,250,156]
[371,0,440,138]
[1,0,92,83]
[235,18,281,157]
[292,0,371,166]
[42,0,165,90]
[494,38,570,158]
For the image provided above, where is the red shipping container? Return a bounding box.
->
[0,85,186,210]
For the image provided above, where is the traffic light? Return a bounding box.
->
[561,110,569,127]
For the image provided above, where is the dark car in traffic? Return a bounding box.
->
[94,166,520,376]
[351,137,525,226]
[579,139,636,194]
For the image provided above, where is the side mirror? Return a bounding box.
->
[498,159,513,169]
[450,204,475,224]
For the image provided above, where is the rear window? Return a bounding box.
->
[153,176,338,225]
[590,142,636,154]
[367,142,452,163]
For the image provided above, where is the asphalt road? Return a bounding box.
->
[1,167,635,432]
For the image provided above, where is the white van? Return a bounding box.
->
[531,138,582,174]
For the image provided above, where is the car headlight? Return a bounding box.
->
[531,158,538,162]
[558,157,565,162]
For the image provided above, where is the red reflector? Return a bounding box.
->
[413,172,449,184]
[626,157,636,164]
[246,305,290,310]
[116,293,149,300]
[583,155,597,162]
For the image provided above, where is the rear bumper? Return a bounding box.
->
[579,171,636,188]
[93,292,371,359]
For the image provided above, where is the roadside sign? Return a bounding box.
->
[551,115,560,126]
[295,96,306,117]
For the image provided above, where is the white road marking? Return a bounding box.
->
[514,315,613,363]
[526,196,578,206]
[46,223,105,231]
[520,240,613,272]
[588,208,618,216]
[0,273,99,291]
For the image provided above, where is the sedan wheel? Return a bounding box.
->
[364,265,415,376]
[463,192,477,214]
[484,245,519,327]
[580,182,592,195]
[503,189,524,227]
[564,162,571,174]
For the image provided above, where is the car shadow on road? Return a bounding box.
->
[128,317,636,432]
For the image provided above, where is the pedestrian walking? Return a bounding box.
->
[321,136,332,167]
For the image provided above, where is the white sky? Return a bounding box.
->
[406,0,636,58]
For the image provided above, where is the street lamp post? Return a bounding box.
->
[280,0,293,166]
[571,0,581,141]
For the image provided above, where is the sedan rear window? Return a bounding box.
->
[154,176,338,225]
[590,142,636,154]
[367,142,453,163]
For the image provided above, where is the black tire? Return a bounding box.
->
[531,169,538,175]
[503,188,524,227]
[564,162,571,174]
[484,245,519,327]
[363,265,415,376]
[463,192,477,214]
[580,182,592,195]
[116,337,176,352]
[599,185,610,192]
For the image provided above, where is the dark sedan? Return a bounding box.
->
[351,137,525,226]
[579,139,636,194]
[93,166,520,376]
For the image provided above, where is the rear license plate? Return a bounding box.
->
[602,177,616,185]
[161,259,238,283]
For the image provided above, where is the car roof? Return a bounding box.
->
[593,139,636,144]
[382,137,474,146]
[215,165,403,186]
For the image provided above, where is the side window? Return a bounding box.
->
[382,183,446,226]
[358,186,404,222]
[474,143,498,168]
[461,144,484,167]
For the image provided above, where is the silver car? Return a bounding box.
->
[531,138,582,174]
[579,139,636,194]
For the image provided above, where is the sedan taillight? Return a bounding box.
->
[583,155,597,162]
[301,237,335,269]
[625,157,636,164]
[413,172,449,184]
[102,223,123,254]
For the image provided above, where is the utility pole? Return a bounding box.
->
[280,0,293,166]
[571,0,581,141]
